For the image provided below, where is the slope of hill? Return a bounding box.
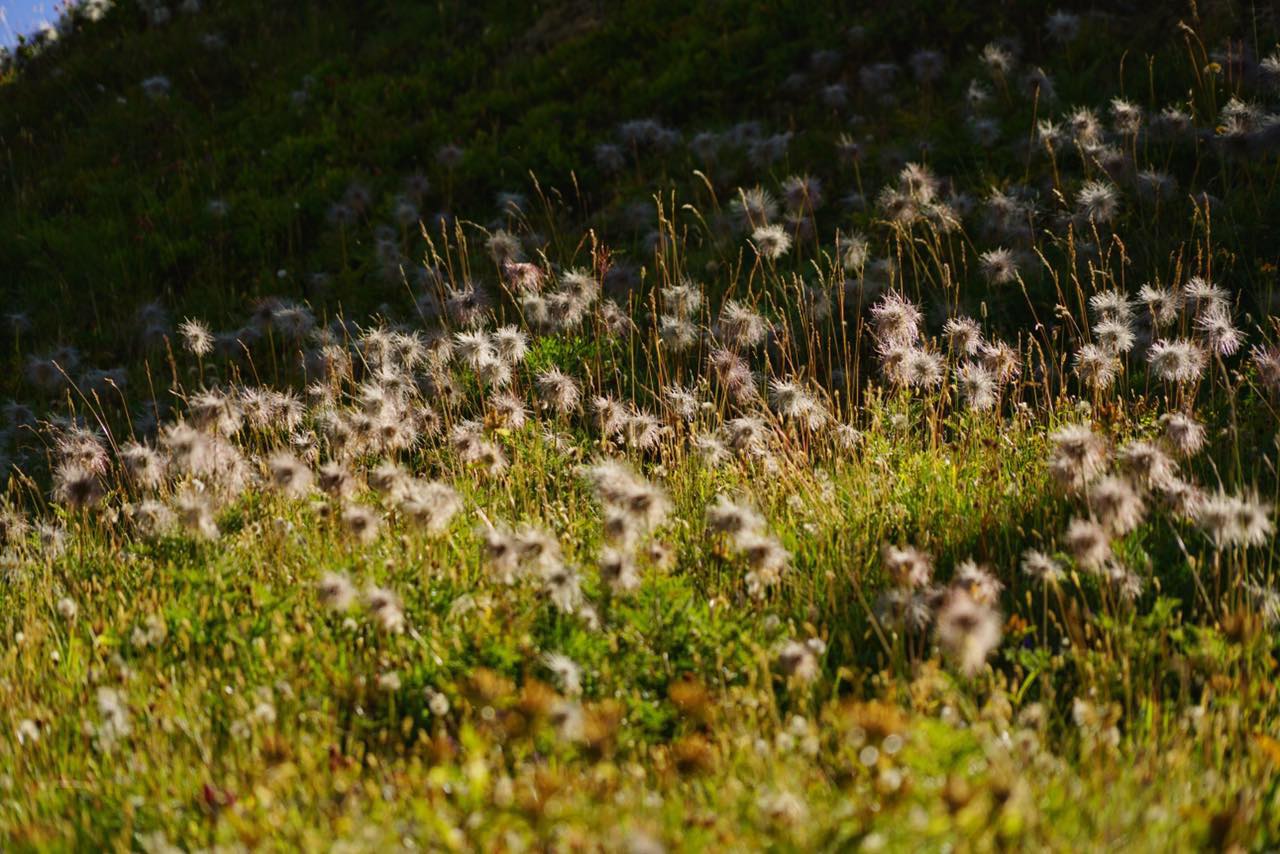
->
[2,0,1280,849]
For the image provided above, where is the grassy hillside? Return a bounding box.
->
[2,0,1280,849]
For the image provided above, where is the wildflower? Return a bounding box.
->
[706,495,765,537]
[1151,105,1193,138]
[730,186,779,230]
[595,142,625,172]
[979,248,1019,285]
[1094,319,1136,354]
[444,284,492,327]
[751,224,792,260]
[1089,476,1146,534]
[704,346,759,404]
[491,325,529,364]
[1109,443,1170,492]
[1138,284,1181,327]
[1036,118,1064,150]
[542,562,583,614]
[1046,10,1081,42]
[1194,306,1243,356]
[659,315,699,353]
[1147,339,1207,384]
[1065,518,1110,570]
[130,499,175,537]
[757,789,810,827]
[1182,276,1229,313]
[427,690,450,716]
[270,303,317,339]
[1246,345,1280,396]
[340,504,381,544]
[833,422,862,450]
[584,460,669,537]
[1067,107,1104,147]
[397,480,462,535]
[859,61,899,93]
[453,330,494,369]
[955,362,998,411]
[95,687,132,749]
[178,318,213,356]
[777,638,825,682]
[942,317,983,357]
[748,131,793,167]
[1113,568,1144,602]
[870,292,922,346]
[481,526,522,584]
[935,589,1001,677]
[781,174,823,213]
[591,395,629,438]
[1246,583,1280,627]
[902,349,945,390]
[141,75,171,100]
[454,427,508,477]
[240,387,292,432]
[38,523,67,557]
[561,269,601,306]
[1136,169,1176,201]
[0,507,27,550]
[56,596,78,621]
[26,351,75,390]
[968,116,1002,147]
[502,260,544,294]
[131,613,168,648]
[623,411,664,451]
[737,531,789,597]
[318,572,357,612]
[53,464,104,510]
[909,49,945,83]
[365,585,405,633]
[368,460,409,496]
[267,452,312,499]
[1109,97,1143,134]
[768,377,828,429]
[599,547,641,593]
[660,279,704,317]
[187,389,243,436]
[839,233,870,273]
[980,339,1022,383]
[876,586,936,633]
[1195,491,1274,547]
[16,719,40,746]
[716,300,769,350]
[981,42,1015,75]
[953,560,1004,605]
[1076,180,1120,224]
[1160,412,1207,456]
[1021,550,1065,584]
[1089,291,1134,324]
[536,367,581,415]
[436,143,465,168]
[174,488,219,539]
[544,653,583,696]
[1075,344,1120,390]
[881,544,932,589]
[474,357,512,389]
[56,426,109,474]
[317,461,357,498]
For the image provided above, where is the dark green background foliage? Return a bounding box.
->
[4,1,1269,358]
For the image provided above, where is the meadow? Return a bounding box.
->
[1,0,1280,849]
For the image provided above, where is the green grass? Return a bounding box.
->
[2,0,1280,850]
